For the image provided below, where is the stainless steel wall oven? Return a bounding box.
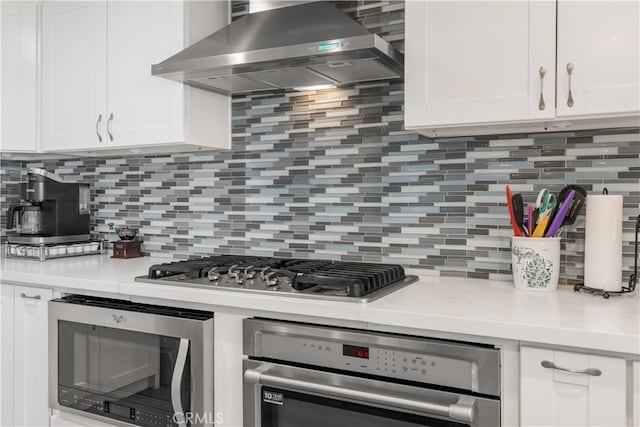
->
[243,319,501,427]
[49,295,214,427]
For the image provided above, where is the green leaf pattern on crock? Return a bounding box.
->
[512,246,554,288]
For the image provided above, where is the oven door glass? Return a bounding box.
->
[260,387,469,427]
[57,320,190,425]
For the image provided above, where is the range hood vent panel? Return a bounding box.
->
[190,75,277,94]
[246,68,335,88]
[152,1,403,95]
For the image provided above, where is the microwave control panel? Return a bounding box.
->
[58,386,175,427]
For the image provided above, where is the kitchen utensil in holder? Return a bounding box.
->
[574,214,639,299]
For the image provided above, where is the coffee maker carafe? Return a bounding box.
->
[5,168,90,244]
[7,205,43,234]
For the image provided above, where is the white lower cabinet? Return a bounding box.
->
[0,286,4,424]
[634,361,640,427]
[1,283,54,427]
[521,345,627,427]
[1,284,15,427]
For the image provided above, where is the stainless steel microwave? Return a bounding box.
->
[49,295,214,427]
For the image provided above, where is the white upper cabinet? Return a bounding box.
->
[1,1,38,153]
[41,0,230,154]
[405,1,556,133]
[406,0,640,137]
[42,1,107,151]
[557,1,640,118]
[106,1,184,147]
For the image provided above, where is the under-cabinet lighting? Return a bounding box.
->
[293,84,336,91]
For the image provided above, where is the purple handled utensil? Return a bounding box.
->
[544,190,575,237]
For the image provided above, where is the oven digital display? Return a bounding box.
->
[343,344,369,359]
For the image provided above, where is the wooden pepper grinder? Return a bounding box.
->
[111,226,143,259]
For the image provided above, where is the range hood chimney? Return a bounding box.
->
[151,1,404,95]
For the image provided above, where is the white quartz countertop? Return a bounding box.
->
[1,254,638,355]
[365,277,639,355]
[1,253,151,294]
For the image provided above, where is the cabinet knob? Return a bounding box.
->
[566,63,575,107]
[20,293,41,300]
[541,360,601,376]
[538,66,546,110]
[96,114,103,142]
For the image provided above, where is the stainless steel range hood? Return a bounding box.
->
[151,1,403,95]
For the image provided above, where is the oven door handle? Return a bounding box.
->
[244,368,476,423]
[171,338,190,427]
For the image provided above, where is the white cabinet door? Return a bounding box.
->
[557,1,640,118]
[405,1,556,131]
[106,1,184,148]
[0,287,2,425]
[0,1,38,153]
[0,284,15,427]
[42,1,107,151]
[521,346,626,427]
[634,361,640,427]
[13,285,54,427]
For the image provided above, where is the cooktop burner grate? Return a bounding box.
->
[148,255,280,279]
[147,255,409,297]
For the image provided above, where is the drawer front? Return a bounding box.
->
[521,346,626,427]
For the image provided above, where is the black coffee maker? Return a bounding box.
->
[6,168,90,244]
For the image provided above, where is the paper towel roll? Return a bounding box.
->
[584,194,623,291]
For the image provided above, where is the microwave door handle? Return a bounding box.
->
[171,338,190,427]
[244,368,476,424]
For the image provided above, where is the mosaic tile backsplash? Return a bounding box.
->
[0,160,23,231]
[13,128,640,284]
[1,1,639,285]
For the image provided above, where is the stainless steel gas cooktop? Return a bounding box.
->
[135,255,417,303]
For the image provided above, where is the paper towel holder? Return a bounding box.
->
[574,214,639,299]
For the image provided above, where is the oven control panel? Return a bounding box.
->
[370,348,455,381]
[245,318,502,396]
[286,338,473,389]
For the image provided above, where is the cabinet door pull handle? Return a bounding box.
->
[107,113,114,142]
[20,293,41,300]
[541,360,601,376]
[566,63,575,107]
[538,66,546,110]
[96,114,103,142]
